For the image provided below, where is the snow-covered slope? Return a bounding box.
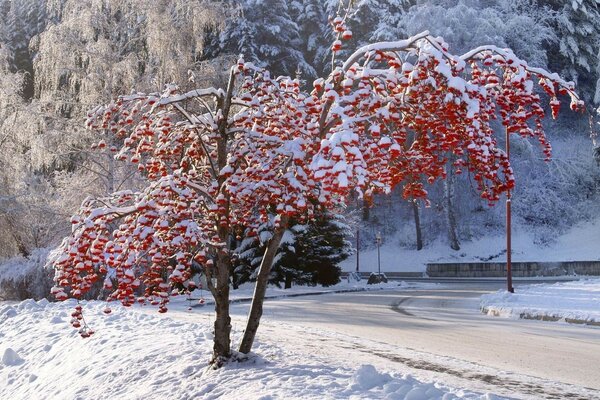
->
[342,217,600,273]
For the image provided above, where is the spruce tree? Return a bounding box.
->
[220,0,314,78]
[235,212,353,288]
[289,0,330,77]
[541,0,600,104]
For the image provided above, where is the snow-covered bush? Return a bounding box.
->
[0,249,54,301]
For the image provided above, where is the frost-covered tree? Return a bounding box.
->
[540,0,600,104]
[0,0,230,259]
[399,0,556,73]
[0,34,58,257]
[49,19,581,368]
[220,0,314,78]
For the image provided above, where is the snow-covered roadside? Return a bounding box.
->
[480,279,600,325]
[172,280,436,308]
[0,299,503,400]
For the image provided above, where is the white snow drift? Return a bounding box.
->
[480,279,600,324]
[0,298,503,400]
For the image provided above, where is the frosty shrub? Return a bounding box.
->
[0,249,54,301]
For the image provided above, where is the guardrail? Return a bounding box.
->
[426,261,600,278]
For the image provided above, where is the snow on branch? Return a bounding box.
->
[342,31,432,71]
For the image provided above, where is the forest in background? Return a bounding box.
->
[1,0,599,265]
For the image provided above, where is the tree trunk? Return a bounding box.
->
[14,236,30,258]
[362,199,370,221]
[411,200,423,250]
[6,215,30,257]
[444,166,460,251]
[284,273,292,289]
[106,149,115,194]
[210,67,237,366]
[211,250,232,366]
[238,217,288,354]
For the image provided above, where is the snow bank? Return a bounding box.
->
[480,279,600,324]
[0,299,500,399]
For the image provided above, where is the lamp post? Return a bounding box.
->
[376,231,382,275]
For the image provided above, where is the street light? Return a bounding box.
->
[375,231,382,275]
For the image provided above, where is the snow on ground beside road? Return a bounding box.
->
[341,217,600,272]
[480,279,600,323]
[0,299,503,400]
[172,279,437,307]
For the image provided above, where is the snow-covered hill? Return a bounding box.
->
[342,217,600,273]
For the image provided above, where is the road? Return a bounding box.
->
[247,281,600,399]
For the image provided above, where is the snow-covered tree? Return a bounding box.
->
[288,0,332,77]
[0,0,231,259]
[49,19,581,368]
[399,0,556,72]
[219,0,315,78]
[236,211,352,288]
[0,0,47,98]
[540,0,600,104]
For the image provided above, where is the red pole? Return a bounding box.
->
[506,128,514,293]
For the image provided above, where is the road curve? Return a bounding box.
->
[255,282,600,399]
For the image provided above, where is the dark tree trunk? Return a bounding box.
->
[284,274,292,289]
[15,239,30,258]
[209,67,237,366]
[362,199,370,221]
[231,272,240,290]
[211,250,232,366]
[411,200,423,250]
[239,217,288,354]
[444,166,460,251]
[6,216,30,257]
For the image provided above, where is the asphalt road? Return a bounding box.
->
[255,281,600,399]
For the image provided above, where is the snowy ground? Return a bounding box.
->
[480,279,600,324]
[0,297,503,400]
[342,218,600,273]
[173,279,435,307]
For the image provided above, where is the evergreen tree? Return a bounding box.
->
[235,212,353,288]
[541,0,600,104]
[219,0,315,78]
[1,0,47,98]
[289,0,330,77]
